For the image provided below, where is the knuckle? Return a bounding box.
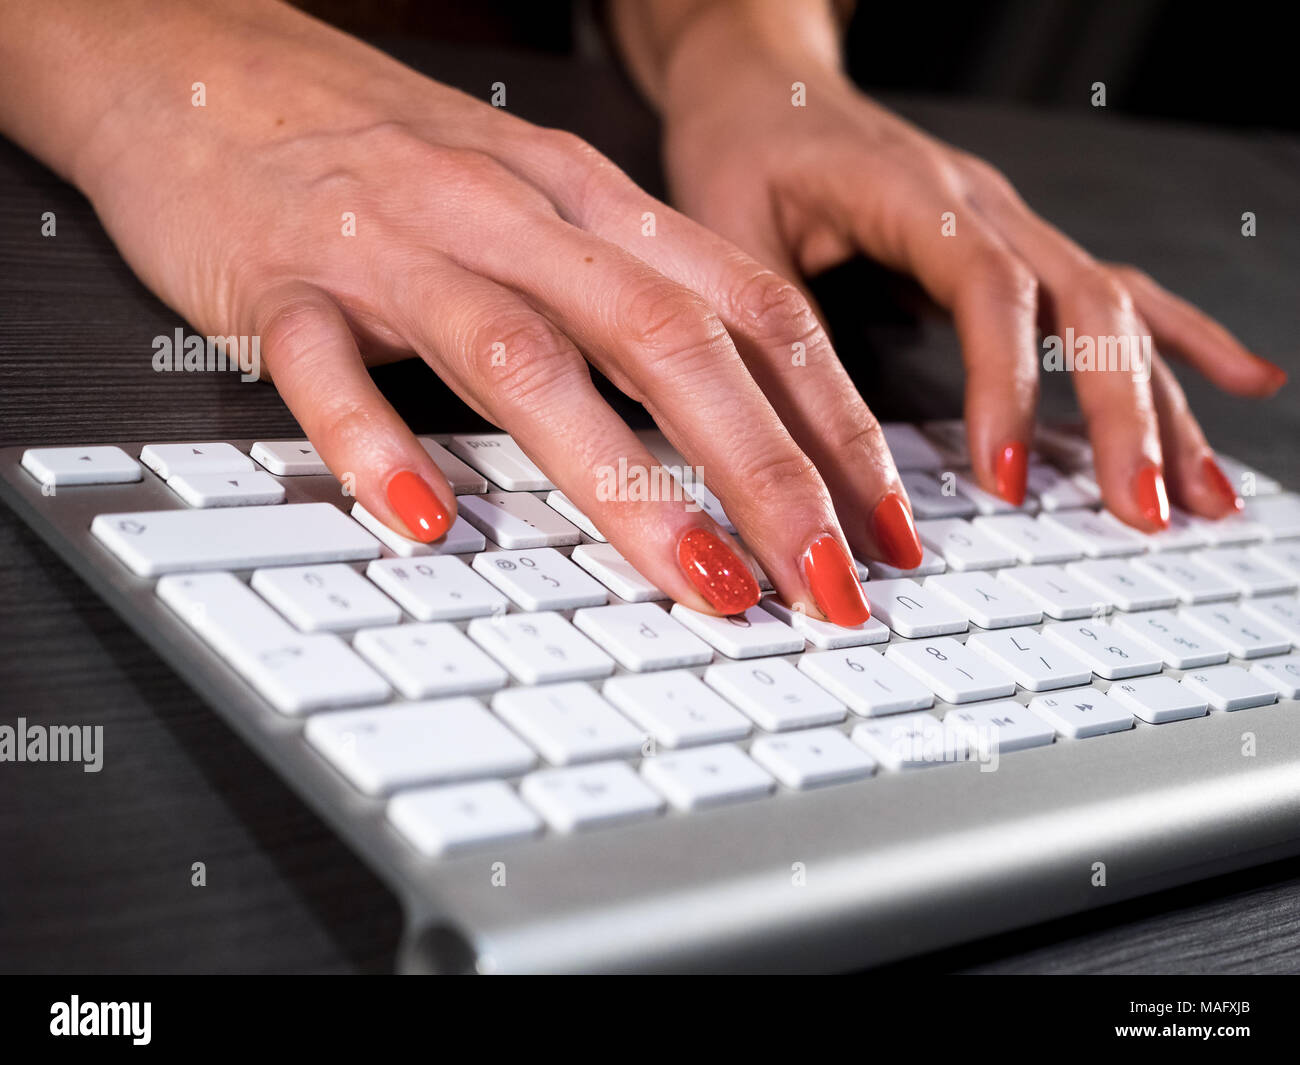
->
[620,281,728,363]
[478,317,581,412]
[736,447,820,504]
[1072,263,1134,313]
[969,246,1038,310]
[729,267,822,345]
[960,154,1018,199]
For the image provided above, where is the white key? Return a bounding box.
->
[471,547,607,611]
[925,572,1041,628]
[797,646,934,716]
[868,545,948,579]
[665,471,736,532]
[1131,553,1237,604]
[167,470,286,508]
[1240,595,1300,644]
[1034,424,1093,470]
[1043,621,1162,679]
[1111,609,1229,669]
[916,519,1017,570]
[545,490,606,541]
[252,563,401,631]
[459,491,580,549]
[996,565,1102,620]
[305,698,535,795]
[387,781,542,857]
[354,623,507,698]
[1194,547,1296,597]
[21,445,141,486]
[448,433,554,491]
[350,502,485,557]
[418,437,489,494]
[945,700,1056,753]
[1252,654,1300,698]
[867,578,967,637]
[93,502,379,577]
[572,603,711,671]
[749,728,876,789]
[760,596,890,649]
[140,442,254,479]
[1180,666,1278,712]
[669,604,803,659]
[850,712,948,769]
[966,628,1093,691]
[250,440,329,477]
[491,683,645,765]
[1216,454,1280,496]
[704,658,846,731]
[1180,604,1292,658]
[1107,676,1207,723]
[602,671,751,748]
[885,637,1016,703]
[1190,510,1268,546]
[1025,462,1097,510]
[364,556,507,621]
[1244,494,1300,539]
[1027,689,1134,738]
[158,570,295,653]
[468,611,614,684]
[521,761,664,832]
[973,513,1082,564]
[918,419,970,465]
[1037,509,1146,558]
[952,472,1027,516]
[642,744,774,810]
[881,423,946,469]
[569,543,666,603]
[1066,559,1178,611]
[900,470,977,519]
[1141,509,1214,552]
[1249,542,1300,580]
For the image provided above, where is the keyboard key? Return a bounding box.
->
[157,569,294,653]
[1027,689,1134,738]
[167,470,286,508]
[448,433,554,491]
[925,572,1042,628]
[458,491,581,549]
[641,744,775,810]
[867,578,967,637]
[305,698,535,795]
[544,490,606,541]
[966,628,1093,691]
[1141,509,1214,552]
[492,683,645,765]
[798,646,934,716]
[1037,509,1147,558]
[250,440,329,476]
[387,781,541,857]
[94,502,380,577]
[140,442,254,479]
[868,545,948,579]
[602,671,751,748]
[997,564,1101,619]
[1043,621,1162,679]
[1065,559,1178,611]
[951,471,1024,516]
[21,445,142,486]
[973,514,1082,564]
[1108,676,1209,723]
[1216,454,1280,496]
[882,423,946,469]
[364,556,507,620]
[704,658,846,731]
[916,518,1017,570]
[252,563,401,631]
[1240,595,1300,643]
[1034,424,1093,470]
[1251,654,1300,698]
[1180,604,1291,658]
[569,543,667,603]
[468,611,614,684]
[669,603,804,658]
[1190,510,1268,546]
[749,728,876,789]
[945,700,1056,753]
[354,622,507,698]
[1194,547,1296,596]
[1131,553,1237,604]
[850,711,948,769]
[1025,462,1098,510]
[900,470,977,519]
[472,547,608,611]
[572,603,712,671]
[1180,665,1279,712]
[918,419,970,465]
[1248,542,1300,581]
[1111,609,1230,669]
[350,502,485,557]
[885,637,1016,703]
[1243,494,1300,539]
[418,437,490,494]
[521,761,664,832]
[760,596,890,648]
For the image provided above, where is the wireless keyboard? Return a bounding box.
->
[4,424,1300,973]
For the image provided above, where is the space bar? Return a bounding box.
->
[91,502,381,576]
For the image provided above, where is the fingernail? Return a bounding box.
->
[1133,464,1170,529]
[870,491,924,570]
[1264,364,1288,391]
[802,534,870,626]
[995,441,1028,506]
[677,528,760,614]
[1202,455,1244,512]
[387,471,451,542]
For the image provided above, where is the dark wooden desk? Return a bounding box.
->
[2,40,1298,973]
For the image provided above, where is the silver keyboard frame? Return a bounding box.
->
[4,438,1300,973]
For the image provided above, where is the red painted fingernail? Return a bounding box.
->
[995,441,1028,506]
[677,528,760,614]
[802,535,870,626]
[1202,455,1244,512]
[1133,465,1170,529]
[870,491,924,570]
[386,471,451,542]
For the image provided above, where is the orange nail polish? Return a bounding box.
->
[995,441,1028,506]
[386,471,450,542]
[1202,455,1244,512]
[870,492,924,570]
[1133,465,1170,529]
[677,528,760,614]
[802,535,870,626]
